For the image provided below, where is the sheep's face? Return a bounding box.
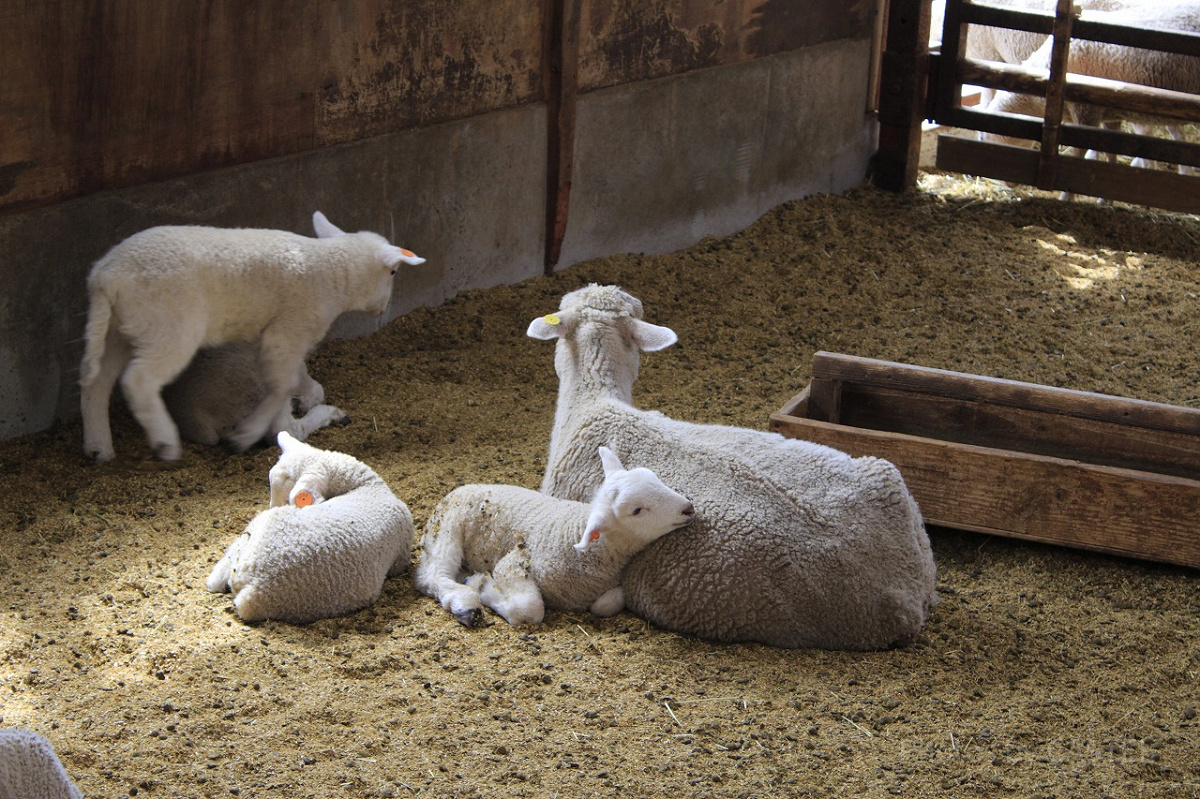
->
[577,447,695,552]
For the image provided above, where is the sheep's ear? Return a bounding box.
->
[312,211,345,238]
[598,446,625,476]
[629,319,677,352]
[381,245,426,267]
[290,474,326,507]
[575,519,606,552]
[527,311,571,340]
[277,431,300,452]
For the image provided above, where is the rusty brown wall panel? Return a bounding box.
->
[0,0,544,213]
[578,0,877,91]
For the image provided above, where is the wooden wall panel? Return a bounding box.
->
[578,0,878,91]
[0,0,545,213]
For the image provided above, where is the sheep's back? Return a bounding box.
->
[231,484,413,623]
[550,403,936,649]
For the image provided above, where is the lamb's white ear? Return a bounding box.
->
[290,474,326,507]
[630,319,677,352]
[527,311,571,340]
[277,431,300,452]
[575,517,607,552]
[382,245,426,267]
[598,446,625,477]
[312,211,345,239]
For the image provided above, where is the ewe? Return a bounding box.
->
[80,211,424,461]
[0,728,82,799]
[207,432,413,624]
[527,284,937,650]
[415,446,694,627]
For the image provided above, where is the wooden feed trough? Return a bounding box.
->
[769,351,1200,569]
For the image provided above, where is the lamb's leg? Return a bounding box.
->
[119,341,198,461]
[293,362,324,414]
[286,403,351,442]
[472,550,545,626]
[413,520,485,627]
[228,336,307,452]
[80,328,131,462]
[589,586,625,617]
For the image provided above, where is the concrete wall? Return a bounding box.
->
[0,0,879,442]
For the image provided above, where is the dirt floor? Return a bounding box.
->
[2,176,1199,798]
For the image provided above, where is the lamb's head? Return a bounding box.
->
[576,446,695,553]
[267,431,335,508]
[527,285,677,399]
[311,211,426,317]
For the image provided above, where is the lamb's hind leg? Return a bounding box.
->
[470,550,545,626]
[119,340,198,461]
[80,327,131,462]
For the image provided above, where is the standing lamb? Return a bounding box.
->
[414,446,695,627]
[0,728,82,799]
[161,342,350,448]
[206,431,414,624]
[526,284,937,650]
[79,211,424,461]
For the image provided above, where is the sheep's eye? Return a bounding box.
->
[632,507,643,516]
[390,268,398,276]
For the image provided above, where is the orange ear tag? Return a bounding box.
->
[401,248,415,257]
[590,531,600,541]
[293,490,315,508]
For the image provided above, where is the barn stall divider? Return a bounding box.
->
[876,0,1200,213]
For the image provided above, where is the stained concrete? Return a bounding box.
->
[0,40,877,443]
[558,38,877,267]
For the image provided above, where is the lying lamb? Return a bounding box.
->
[527,284,938,650]
[206,431,414,624]
[414,446,695,627]
[161,342,349,447]
[80,211,424,461]
[0,728,82,799]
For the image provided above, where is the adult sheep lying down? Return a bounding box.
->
[527,284,938,650]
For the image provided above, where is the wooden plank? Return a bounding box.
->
[873,0,932,191]
[1035,0,1076,191]
[935,134,1200,214]
[810,351,1200,434]
[767,410,1200,570]
[834,383,1200,478]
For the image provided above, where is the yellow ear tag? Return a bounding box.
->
[293,490,314,508]
[544,314,561,326]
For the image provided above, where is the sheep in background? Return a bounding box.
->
[162,342,350,448]
[527,285,937,650]
[0,729,82,799]
[414,446,695,627]
[79,211,425,462]
[206,431,413,624]
[983,1,1199,171]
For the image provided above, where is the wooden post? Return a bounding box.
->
[543,0,580,274]
[1036,0,1076,191]
[874,0,933,191]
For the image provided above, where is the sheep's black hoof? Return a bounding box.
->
[454,608,486,628]
[336,415,352,427]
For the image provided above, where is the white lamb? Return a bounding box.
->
[414,446,695,627]
[526,284,938,651]
[0,729,82,799]
[161,342,350,447]
[206,431,414,624]
[79,211,424,462]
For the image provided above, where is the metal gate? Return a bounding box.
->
[875,0,1200,213]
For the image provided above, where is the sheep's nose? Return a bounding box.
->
[682,503,695,517]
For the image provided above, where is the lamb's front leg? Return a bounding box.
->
[589,586,625,617]
[228,338,307,452]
